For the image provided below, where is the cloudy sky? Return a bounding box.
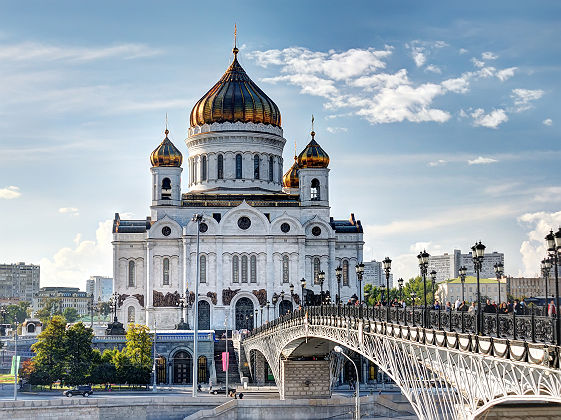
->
[1,1,560,289]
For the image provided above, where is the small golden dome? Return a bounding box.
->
[297,131,329,168]
[150,129,183,167]
[282,156,300,188]
[190,48,281,128]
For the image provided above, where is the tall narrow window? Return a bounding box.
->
[241,255,248,283]
[236,154,243,179]
[269,156,274,182]
[201,155,207,181]
[254,155,260,179]
[163,258,170,285]
[311,179,320,201]
[313,257,321,284]
[128,261,135,287]
[217,154,223,179]
[282,255,289,283]
[161,178,171,200]
[232,256,239,283]
[343,260,349,286]
[250,255,257,283]
[200,255,207,283]
[127,306,135,323]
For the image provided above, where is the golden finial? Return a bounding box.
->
[233,24,239,56]
[165,113,169,136]
[311,114,315,139]
[294,139,297,158]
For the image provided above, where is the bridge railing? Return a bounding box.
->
[247,304,558,345]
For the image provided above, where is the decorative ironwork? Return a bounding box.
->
[242,305,561,420]
[222,288,240,305]
[252,289,267,306]
[153,290,180,307]
[206,291,217,305]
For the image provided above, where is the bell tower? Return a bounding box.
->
[150,128,183,207]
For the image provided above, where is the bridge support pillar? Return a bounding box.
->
[280,360,331,399]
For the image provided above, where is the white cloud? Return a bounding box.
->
[459,48,468,55]
[412,51,426,67]
[0,186,21,199]
[467,156,499,165]
[471,57,485,68]
[482,51,498,60]
[425,64,441,74]
[471,108,508,128]
[59,207,79,216]
[511,88,544,112]
[441,77,469,93]
[326,126,348,133]
[497,67,517,81]
[352,69,409,90]
[517,211,561,277]
[39,219,113,288]
[533,186,561,202]
[543,118,553,126]
[428,159,447,167]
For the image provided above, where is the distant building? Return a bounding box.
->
[0,262,40,303]
[506,277,551,300]
[363,260,393,288]
[437,277,507,304]
[34,287,90,316]
[428,250,504,283]
[86,276,113,302]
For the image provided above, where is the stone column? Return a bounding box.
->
[182,236,189,321]
[328,239,336,297]
[266,237,274,307]
[146,241,154,329]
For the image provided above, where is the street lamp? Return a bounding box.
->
[430,270,437,304]
[417,250,430,327]
[398,278,404,302]
[335,267,342,305]
[459,266,467,303]
[254,309,258,328]
[355,263,365,304]
[272,295,278,318]
[175,291,189,330]
[319,271,325,301]
[191,213,204,397]
[300,278,306,308]
[471,241,486,335]
[334,346,360,420]
[542,258,552,305]
[545,228,561,344]
[382,258,391,306]
[380,284,386,305]
[494,262,504,304]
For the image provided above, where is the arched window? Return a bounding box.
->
[269,156,274,182]
[282,255,289,283]
[236,154,243,179]
[200,255,206,283]
[254,155,260,179]
[163,258,170,285]
[311,178,320,201]
[27,324,35,333]
[217,154,223,179]
[313,257,321,284]
[128,261,135,287]
[201,155,207,181]
[343,260,349,286]
[232,256,239,283]
[241,255,248,283]
[250,255,257,283]
[127,306,135,323]
[161,178,171,200]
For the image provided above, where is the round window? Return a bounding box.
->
[280,223,290,233]
[312,226,321,236]
[199,222,208,233]
[162,226,171,236]
[238,216,251,230]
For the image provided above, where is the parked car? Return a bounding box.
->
[209,386,236,395]
[63,385,93,397]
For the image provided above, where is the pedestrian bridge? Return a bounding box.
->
[241,305,561,420]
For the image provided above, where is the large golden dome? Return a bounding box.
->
[297,131,329,168]
[282,156,300,188]
[190,48,281,128]
[150,129,183,167]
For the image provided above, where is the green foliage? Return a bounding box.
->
[30,315,67,386]
[62,307,79,323]
[63,322,94,386]
[90,349,116,385]
[123,324,152,370]
[3,302,31,325]
[36,298,63,325]
[364,284,401,306]
[401,276,437,306]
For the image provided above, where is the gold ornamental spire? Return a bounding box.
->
[233,24,239,56]
[311,114,315,139]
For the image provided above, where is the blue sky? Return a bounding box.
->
[0,1,560,289]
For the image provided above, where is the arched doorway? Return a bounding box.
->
[173,350,192,384]
[279,300,293,316]
[198,356,208,383]
[27,324,35,334]
[156,356,167,384]
[198,301,211,330]
[235,297,254,330]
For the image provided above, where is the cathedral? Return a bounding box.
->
[112,45,364,332]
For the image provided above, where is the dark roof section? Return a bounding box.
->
[330,213,363,233]
[182,192,300,208]
[113,213,152,233]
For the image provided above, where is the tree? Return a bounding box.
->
[62,307,79,323]
[5,302,31,324]
[63,322,94,386]
[90,349,116,385]
[30,315,67,388]
[114,324,153,385]
[402,276,436,307]
[36,298,62,325]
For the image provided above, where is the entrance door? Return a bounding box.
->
[279,300,293,316]
[235,297,254,330]
[173,351,192,384]
[198,301,211,330]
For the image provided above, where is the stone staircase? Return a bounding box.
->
[213,331,240,385]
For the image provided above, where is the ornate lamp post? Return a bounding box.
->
[459,266,467,303]
[417,250,430,327]
[266,300,270,322]
[355,263,365,304]
[542,258,552,305]
[382,257,392,306]
[254,309,258,328]
[545,228,561,344]
[175,290,189,330]
[260,303,265,326]
[494,262,504,304]
[430,270,437,304]
[335,267,342,305]
[300,278,306,308]
[191,213,204,397]
[318,271,325,301]
[471,241,486,335]
[272,295,278,318]
[289,283,295,299]
[398,278,404,302]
